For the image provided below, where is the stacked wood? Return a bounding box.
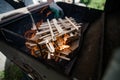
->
[25,17,82,62]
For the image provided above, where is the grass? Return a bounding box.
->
[87,0,106,10]
[4,64,24,80]
[0,63,24,80]
[80,0,106,10]
[0,71,4,80]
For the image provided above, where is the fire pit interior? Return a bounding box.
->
[25,17,81,61]
[0,2,102,75]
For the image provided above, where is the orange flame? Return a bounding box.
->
[63,34,69,44]
[46,11,52,17]
[59,45,70,50]
[36,20,43,29]
[57,34,70,51]
[24,30,36,39]
[31,46,40,57]
[40,6,48,13]
[25,6,53,58]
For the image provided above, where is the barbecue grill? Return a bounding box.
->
[0,2,103,80]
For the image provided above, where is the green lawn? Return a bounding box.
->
[4,64,24,80]
[0,71,4,80]
[80,0,106,10]
[0,63,24,80]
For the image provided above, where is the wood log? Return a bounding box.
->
[39,18,74,27]
[65,17,79,30]
[47,19,55,40]
[58,18,69,29]
[56,55,70,61]
[52,19,63,33]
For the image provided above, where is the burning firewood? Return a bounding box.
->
[25,17,82,62]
